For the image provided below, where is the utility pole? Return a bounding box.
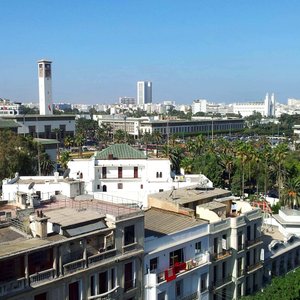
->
[36,115,41,176]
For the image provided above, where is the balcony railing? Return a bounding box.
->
[246,237,262,248]
[237,243,245,251]
[63,258,85,275]
[212,275,232,290]
[29,268,55,286]
[0,277,26,297]
[88,285,120,300]
[237,269,246,278]
[212,249,232,261]
[88,248,117,266]
[178,291,199,300]
[122,242,138,253]
[124,279,136,292]
[246,261,263,273]
[156,254,210,283]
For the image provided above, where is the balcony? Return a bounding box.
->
[246,237,262,248]
[237,243,245,252]
[88,248,117,266]
[237,269,246,278]
[124,279,136,292]
[156,254,210,283]
[0,277,26,297]
[63,258,85,275]
[211,275,232,290]
[212,249,232,261]
[88,286,120,300]
[178,291,199,300]
[246,261,263,273]
[122,242,138,253]
[29,268,55,286]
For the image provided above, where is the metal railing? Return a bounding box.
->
[29,268,55,285]
[212,249,232,261]
[246,261,263,273]
[246,237,262,248]
[211,275,232,290]
[88,286,120,300]
[178,291,199,300]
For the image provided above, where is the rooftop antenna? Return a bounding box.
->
[63,168,70,179]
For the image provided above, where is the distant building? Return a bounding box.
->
[232,93,275,117]
[38,59,53,115]
[137,81,152,105]
[192,99,207,114]
[119,97,136,105]
[0,98,20,116]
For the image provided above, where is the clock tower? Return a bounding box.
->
[38,59,53,115]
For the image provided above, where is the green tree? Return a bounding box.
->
[59,151,71,170]
[152,131,163,157]
[40,152,55,175]
[74,132,85,157]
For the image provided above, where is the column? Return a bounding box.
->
[53,246,58,278]
[24,253,29,286]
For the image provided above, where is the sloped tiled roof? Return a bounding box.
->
[0,119,20,128]
[144,207,206,237]
[94,144,146,160]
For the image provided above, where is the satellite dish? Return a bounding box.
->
[63,168,71,179]
[28,182,35,190]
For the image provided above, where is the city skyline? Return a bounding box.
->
[1,1,300,104]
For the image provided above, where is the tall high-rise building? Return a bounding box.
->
[137,81,152,105]
[38,59,53,115]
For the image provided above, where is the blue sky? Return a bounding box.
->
[1,0,300,104]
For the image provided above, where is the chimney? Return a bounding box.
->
[35,210,49,239]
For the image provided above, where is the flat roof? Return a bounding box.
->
[198,201,227,210]
[44,208,105,228]
[144,207,207,238]
[149,186,232,205]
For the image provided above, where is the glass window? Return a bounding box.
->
[150,257,158,271]
[169,248,184,267]
[118,167,122,178]
[195,241,202,255]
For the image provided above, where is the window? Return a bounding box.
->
[175,280,183,298]
[102,167,107,179]
[169,248,184,267]
[124,225,135,245]
[118,167,122,178]
[140,184,143,189]
[247,225,251,241]
[69,281,80,300]
[99,271,108,294]
[111,268,115,289]
[214,237,218,254]
[254,223,257,239]
[90,275,95,296]
[118,183,123,189]
[103,185,107,192]
[156,172,163,178]
[97,185,100,190]
[201,273,207,292]
[222,261,226,278]
[238,232,243,251]
[124,262,134,291]
[134,167,138,178]
[150,257,158,272]
[195,241,202,255]
[34,293,47,300]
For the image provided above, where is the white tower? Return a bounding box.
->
[137,81,152,105]
[38,59,53,115]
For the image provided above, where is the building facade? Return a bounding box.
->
[137,81,152,105]
[38,60,53,116]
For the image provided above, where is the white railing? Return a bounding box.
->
[63,258,85,274]
[0,277,26,297]
[88,248,117,266]
[29,268,55,285]
[88,285,119,300]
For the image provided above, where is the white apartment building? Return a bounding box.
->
[192,99,208,114]
[137,81,152,105]
[147,187,264,299]
[144,208,210,300]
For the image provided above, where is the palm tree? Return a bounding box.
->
[59,151,71,170]
[152,130,163,157]
[273,143,289,202]
[114,129,125,144]
[282,178,300,208]
[74,132,85,157]
[163,145,185,174]
[180,157,193,174]
[141,132,152,156]
[64,135,73,150]
[40,152,55,175]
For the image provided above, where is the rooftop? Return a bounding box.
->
[94,143,147,160]
[149,186,232,206]
[44,207,105,228]
[144,207,206,238]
